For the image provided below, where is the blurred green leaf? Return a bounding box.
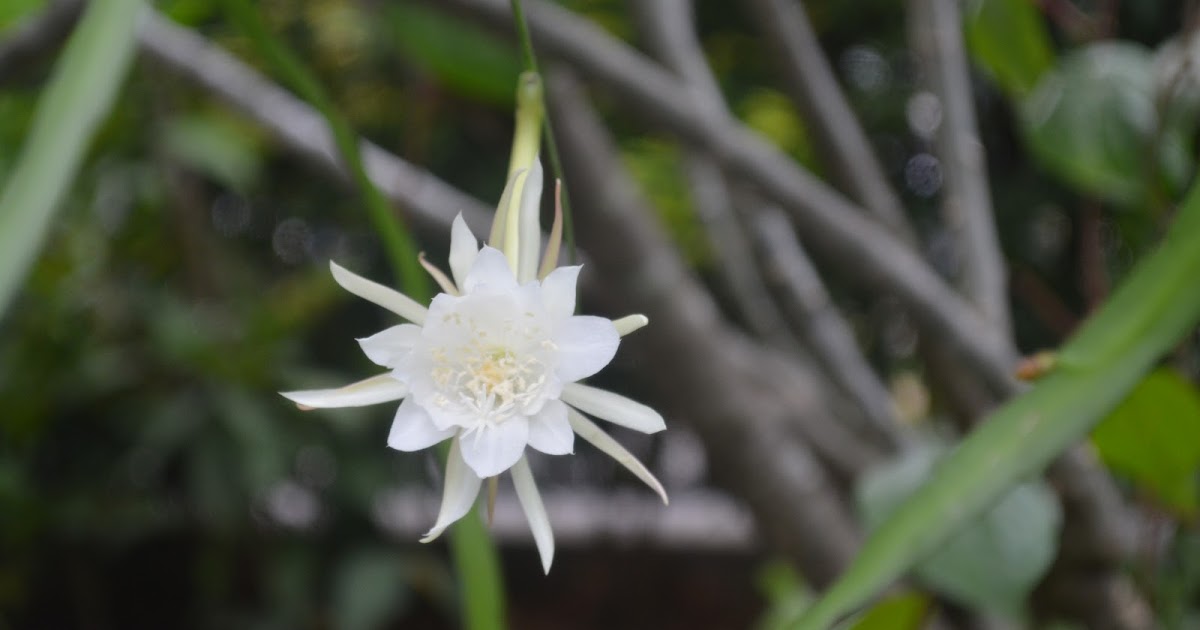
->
[0,0,44,32]
[964,0,1054,97]
[756,560,812,630]
[795,163,1200,629]
[162,112,263,191]
[382,4,522,106]
[1092,369,1200,516]
[333,549,410,630]
[857,442,1061,616]
[843,592,928,630]
[1020,42,1188,208]
[0,0,142,316]
[621,139,711,266]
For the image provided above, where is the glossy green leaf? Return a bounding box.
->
[857,443,1061,616]
[1020,43,1188,207]
[1092,369,1200,516]
[964,0,1055,97]
[0,0,142,316]
[794,170,1200,629]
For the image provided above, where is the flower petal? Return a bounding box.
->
[540,265,581,319]
[511,456,555,574]
[458,417,530,478]
[357,324,422,367]
[567,409,668,505]
[280,373,408,409]
[388,398,456,451]
[330,260,427,325]
[526,399,573,455]
[612,314,649,337]
[420,437,482,543]
[554,316,619,382]
[561,383,666,434]
[419,253,458,295]
[463,246,518,295]
[516,156,544,283]
[449,213,479,290]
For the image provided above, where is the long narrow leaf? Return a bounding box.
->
[0,0,143,316]
[795,183,1200,628]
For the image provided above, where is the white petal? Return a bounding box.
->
[388,398,456,451]
[458,418,530,478]
[449,213,479,290]
[511,456,555,574]
[561,383,666,434]
[567,409,668,505]
[526,399,574,455]
[280,374,408,409]
[421,438,482,543]
[540,265,581,319]
[612,314,649,337]
[463,247,518,295]
[418,253,458,295]
[357,324,422,367]
[330,261,427,325]
[516,156,544,283]
[554,316,619,382]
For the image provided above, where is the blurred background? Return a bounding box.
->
[2,0,1200,628]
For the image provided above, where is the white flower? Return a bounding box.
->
[281,160,667,573]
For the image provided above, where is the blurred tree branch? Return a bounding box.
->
[743,0,911,237]
[629,0,902,451]
[909,0,1011,333]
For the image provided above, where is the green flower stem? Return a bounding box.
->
[0,0,143,316]
[220,4,505,629]
[794,182,1200,628]
[220,0,427,300]
[508,0,576,264]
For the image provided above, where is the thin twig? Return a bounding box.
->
[753,207,905,450]
[909,0,1011,332]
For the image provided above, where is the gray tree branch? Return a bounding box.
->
[137,11,495,238]
[743,0,911,237]
[434,0,1019,397]
[909,0,1011,333]
[631,0,902,450]
[547,68,870,583]
[630,1,802,356]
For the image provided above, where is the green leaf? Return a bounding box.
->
[794,164,1200,629]
[1092,369,1200,516]
[757,560,813,630]
[964,0,1055,97]
[0,0,44,32]
[161,112,263,191]
[1020,42,1188,207]
[0,0,143,316]
[382,4,522,106]
[844,592,928,630]
[857,443,1061,616]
